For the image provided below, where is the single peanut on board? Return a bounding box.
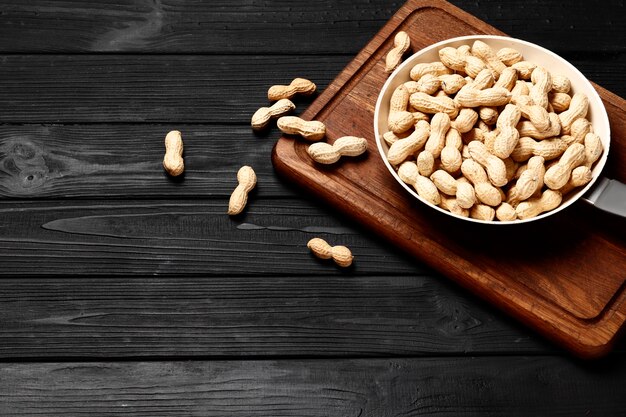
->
[307,238,353,268]
[228,166,257,216]
[277,116,326,141]
[268,78,316,101]
[307,136,368,164]
[163,130,184,177]
[251,98,295,131]
[385,31,411,73]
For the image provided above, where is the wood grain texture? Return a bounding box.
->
[2,357,626,416]
[272,0,626,358]
[0,54,623,124]
[0,125,292,198]
[0,199,425,276]
[0,0,622,54]
[0,275,557,359]
[0,55,345,123]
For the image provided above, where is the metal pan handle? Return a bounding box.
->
[582,177,626,218]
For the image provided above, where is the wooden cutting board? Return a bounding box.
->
[272,0,626,358]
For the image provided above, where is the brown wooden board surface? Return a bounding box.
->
[272,0,626,358]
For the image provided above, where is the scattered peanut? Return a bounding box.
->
[307,238,353,268]
[277,116,326,141]
[307,136,368,164]
[251,98,295,131]
[268,78,316,101]
[385,31,411,73]
[228,166,257,216]
[163,130,184,177]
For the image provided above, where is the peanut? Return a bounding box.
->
[417,150,436,177]
[385,31,411,73]
[494,67,518,91]
[439,74,466,94]
[163,130,184,177]
[307,238,353,267]
[529,67,552,109]
[439,195,470,217]
[386,120,430,165]
[548,92,571,113]
[461,159,502,206]
[409,74,440,95]
[516,189,562,219]
[511,95,550,132]
[478,106,499,125]
[583,132,603,168]
[496,47,523,66]
[516,112,561,139]
[511,80,530,99]
[410,61,452,81]
[544,143,586,190]
[430,169,458,195]
[558,165,593,195]
[471,40,507,76]
[307,136,368,164]
[558,93,589,134]
[397,161,441,205]
[495,202,517,221]
[268,78,316,101]
[511,61,537,80]
[469,68,495,90]
[470,204,496,221]
[493,104,522,159]
[451,108,479,133]
[457,45,489,78]
[455,177,476,209]
[455,86,511,107]
[507,156,545,206]
[438,47,467,72]
[388,84,415,134]
[440,128,463,174]
[251,98,295,131]
[228,165,257,216]
[277,116,326,141]
[510,136,568,162]
[425,112,451,158]
[382,131,401,146]
[551,74,571,94]
[410,92,459,118]
[569,118,592,145]
[467,140,508,187]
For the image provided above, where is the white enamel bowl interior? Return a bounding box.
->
[374,35,611,224]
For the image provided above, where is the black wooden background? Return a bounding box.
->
[0,1,625,415]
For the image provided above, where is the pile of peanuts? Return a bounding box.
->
[383,37,604,221]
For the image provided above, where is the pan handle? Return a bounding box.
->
[582,177,626,218]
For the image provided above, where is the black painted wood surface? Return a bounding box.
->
[0,0,624,415]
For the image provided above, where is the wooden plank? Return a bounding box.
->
[272,0,626,359]
[2,357,626,415]
[0,124,292,198]
[0,54,623,124]
[0,55,348,123]
[0,199,425,276]
[0,0,622,54]
[0,275,558,359]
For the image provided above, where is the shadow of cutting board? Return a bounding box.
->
[272,0,626,358]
